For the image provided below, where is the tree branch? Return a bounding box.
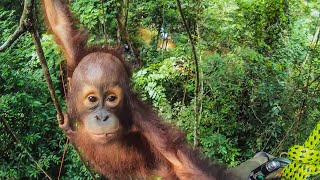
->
[0,0,32,52]
[28,2,97,179]
[116,0,141,66]
[124,0,129,28]
[176,0,200,147]
[0,116,53,179]
[28,0,64,125]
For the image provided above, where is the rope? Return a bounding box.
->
[282,121,320,179]
[58,138,69,180]
[57,60,69,179]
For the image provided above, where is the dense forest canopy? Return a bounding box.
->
[0,0,319,179]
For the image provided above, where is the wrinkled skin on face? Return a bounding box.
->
[68,52,131,144]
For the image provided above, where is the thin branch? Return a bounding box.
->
[299,13,320,72]
[306,74,320,89]
[0,116,53,179]
[29,3,97,179]
[274,22,320,154]
[251,106,262,123]
[0,0,32,52]
[195,0,204,144]
[124,0,129,28]
[100,0,107,37]
[29,14,64,125]
[58,138,69,180]
[116,0,141,66]
[176,0,200,147]
[1,0,96,178]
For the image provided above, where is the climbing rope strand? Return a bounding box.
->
[58,138,69,180]
[282,121,320,179]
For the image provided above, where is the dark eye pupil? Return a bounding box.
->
[107,95,116,102]
[88,96,97,102]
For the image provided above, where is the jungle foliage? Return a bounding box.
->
[0,0,319,179]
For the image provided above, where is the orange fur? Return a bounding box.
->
[42,1,235,179]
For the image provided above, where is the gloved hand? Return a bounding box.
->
[227,152,283,180]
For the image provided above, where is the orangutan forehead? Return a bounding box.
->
[80,52,123,71]
[69,52,128,91]
[74,53,123,78]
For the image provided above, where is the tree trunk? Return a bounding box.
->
[116,0,141,66]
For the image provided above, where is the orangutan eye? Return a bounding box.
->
[107,95,117,102]
[88,96,98,102]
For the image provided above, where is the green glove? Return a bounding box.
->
[227,152,282,180]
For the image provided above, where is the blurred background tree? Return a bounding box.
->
[0,0,319,178]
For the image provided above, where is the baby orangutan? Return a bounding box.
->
[42,0,235,179]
